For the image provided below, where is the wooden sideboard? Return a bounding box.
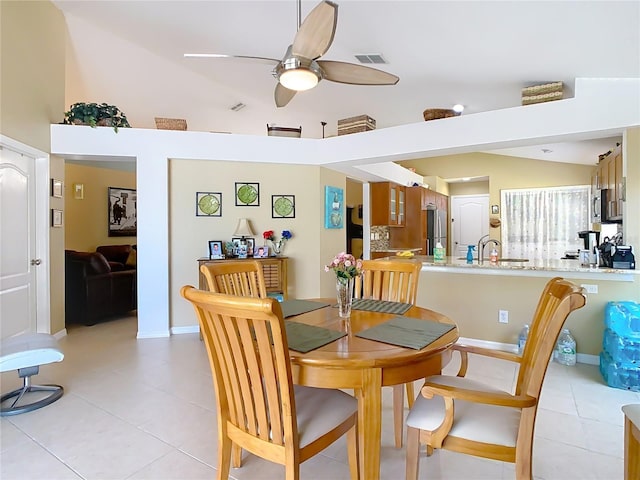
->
[197,256,288,299]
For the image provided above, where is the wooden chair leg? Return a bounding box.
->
[405,425,420,480]
[347,425,359,480]
[406,381,415,408]
[231,444,242,468]
[393,384,405,448]
[217,435,233,480]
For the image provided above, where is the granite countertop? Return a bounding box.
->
[375,255,638,279]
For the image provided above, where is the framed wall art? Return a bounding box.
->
[324,185,344,229]
[51,179,63,198]
[271,194,295,218]
[235,182,259,206]
[51,209,63,227]
[108,187,137,237]
[196,192,222,217]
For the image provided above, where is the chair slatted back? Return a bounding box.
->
[181,287,297,450]
[200,260,267,298]
[516,278,586,399]
[355,259,422,304]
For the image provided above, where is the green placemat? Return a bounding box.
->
[285,321,346,353]
[280,299,330,318]
[351,298,413,315]
[356,316,455,350]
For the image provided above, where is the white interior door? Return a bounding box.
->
[451,194,490,257]
[0,145,38,339]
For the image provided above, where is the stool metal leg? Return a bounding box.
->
[1,365,64,416]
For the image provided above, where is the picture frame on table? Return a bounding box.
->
[491,204,500,214]
[208,240,224,259]
[254,245,269,258]
[232,237,255,257]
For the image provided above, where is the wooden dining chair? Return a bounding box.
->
[405,277,586,480]
[200,260,267,298]
[199,260,267,467]
[354,258,422,448]
[181,286,359,480]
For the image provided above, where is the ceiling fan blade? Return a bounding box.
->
[318,60,399,85]
[184,53,279,65]
[275,83,297,108]
[292,1,338,60]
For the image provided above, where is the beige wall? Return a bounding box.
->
[64,163,137,251]
[346,178,364,207]
[1,1,66,335]
[169,160,346,329]
[0,1,65,152]
[417,271,638,356]
[448,180,489,196]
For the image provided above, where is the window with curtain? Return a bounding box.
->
[501,185,590,261]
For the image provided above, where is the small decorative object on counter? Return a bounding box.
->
[434,242,445,262]
[556,328,577,365]
[325,252,363,318]
[466,245,476,264]
[518,324,529,354]
[489,247,498,264]
[262,229,292,256]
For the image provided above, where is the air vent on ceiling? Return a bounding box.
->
[230,102,246,112]
[354,53,388,64]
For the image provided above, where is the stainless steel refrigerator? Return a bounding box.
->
[426,206,447,255]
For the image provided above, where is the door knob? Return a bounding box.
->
[30,259,42,266]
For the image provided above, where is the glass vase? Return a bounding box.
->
[336,277,355,318]
[270,239,285,256]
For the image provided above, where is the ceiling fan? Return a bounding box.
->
[184,0,399,108]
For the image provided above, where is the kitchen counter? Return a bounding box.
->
[376,255,638,282]
[370,247,422,253]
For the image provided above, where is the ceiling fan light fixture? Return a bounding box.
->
[279,68,319,91]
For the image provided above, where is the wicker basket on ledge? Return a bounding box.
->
[423,108,460,122]
[154,117,187,130]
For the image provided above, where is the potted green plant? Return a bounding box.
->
[62,102,131,132]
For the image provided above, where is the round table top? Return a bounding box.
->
[286,298,459,369]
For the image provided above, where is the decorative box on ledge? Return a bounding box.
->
[338,115,376,135]
[267,125,302,138]
[155,117,187,130]
[521,82,564,105]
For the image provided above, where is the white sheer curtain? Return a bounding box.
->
[501,185,590,261]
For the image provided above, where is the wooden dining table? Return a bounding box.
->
[285,299,459,480]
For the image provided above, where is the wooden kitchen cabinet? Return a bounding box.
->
[371,182,406,226]
[593,144,623,221]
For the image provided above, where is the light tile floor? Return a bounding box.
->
[1,314,637,479]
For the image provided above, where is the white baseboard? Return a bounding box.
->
[170,325,200,335]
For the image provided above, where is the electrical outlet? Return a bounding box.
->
[499,310,509,323]
[581,284,598,294]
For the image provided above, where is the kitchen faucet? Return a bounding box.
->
[477,235,502,264]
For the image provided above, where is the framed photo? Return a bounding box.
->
[51,209,63,227]
[73,183,84,200]
[108,187,137,237]
[271,194,295,218]
[236,244,248,259]
[196,191,222,217]
[231,237,255,257]
[324,185,344,229]
[254,245,269,258]
[491,204,500,214]
[51,179,63,198]
[235,182,260,206]
[208,240,224,259]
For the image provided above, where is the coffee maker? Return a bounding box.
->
[577,230,600,266]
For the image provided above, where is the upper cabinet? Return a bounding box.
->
[371,182,406,226]
[592,144,623,222]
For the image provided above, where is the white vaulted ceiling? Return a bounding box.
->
[53,0,639,164]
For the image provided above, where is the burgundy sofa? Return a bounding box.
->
[65,250,137,326]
